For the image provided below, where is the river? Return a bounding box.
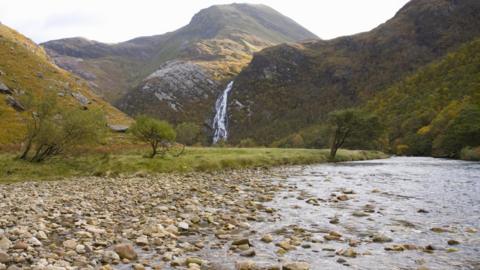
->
[195,157,480,270]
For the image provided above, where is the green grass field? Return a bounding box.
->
[0,147,387,183]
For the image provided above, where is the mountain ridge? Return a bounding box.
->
[42,4,318,139]
[227,0,480,145]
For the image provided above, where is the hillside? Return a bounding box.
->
[42,4,318,132]
[0,23,130,145]
[227,0,480,144]
[368,39,480,158]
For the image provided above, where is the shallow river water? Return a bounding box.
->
[194,157,480,270]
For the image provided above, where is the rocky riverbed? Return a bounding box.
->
[0,169,305,270]
[0,157,479,270]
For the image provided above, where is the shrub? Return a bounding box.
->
[460,146,480,161]
[19,95,106,162]
[129,115,176,158]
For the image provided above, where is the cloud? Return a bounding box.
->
[0,0,409,43]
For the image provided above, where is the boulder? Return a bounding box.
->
[113,243,137,260]
[108,124,129,133]
[0,251,10,264]
[71,92,90,106]
[5,96,25,111]
[0,237,12,251]
[0,82,12,95]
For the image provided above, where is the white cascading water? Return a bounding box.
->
[212,81,234,144]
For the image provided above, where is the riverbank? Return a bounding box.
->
[0,168,303,269]
[0,147,387,183]
[1,157,477,270]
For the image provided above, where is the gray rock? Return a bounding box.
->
[135,235,149,246]
[178,221,189,230]
[0,237,12,251]
[108,124,129,133]
[71,92,90,106]
[0,82,12,95]
[283,262,310,270]
[102,250,120,263]
[5,96,25,111]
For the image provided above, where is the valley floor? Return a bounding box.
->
[0,157,478,270]
[0,147,386,183]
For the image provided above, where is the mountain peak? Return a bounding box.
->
[185,3,318,42]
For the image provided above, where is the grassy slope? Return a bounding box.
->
[0,147,386,183]
[0,24,131,144]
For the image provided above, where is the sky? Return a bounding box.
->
[0,0,410,44]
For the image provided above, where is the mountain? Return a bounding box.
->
[367,38,480,158]
[0,23,130,144]
[42,4,318,132]
[227,0,480,145]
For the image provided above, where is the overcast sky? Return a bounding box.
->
[0,0,410,44]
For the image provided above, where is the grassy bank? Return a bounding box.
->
[0,147,387,183]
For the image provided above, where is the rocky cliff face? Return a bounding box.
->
[228,0,480,144]
[119,60,220,125]
[42,4,318,134]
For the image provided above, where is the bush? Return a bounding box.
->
[460,146,480,161]
[129,115,176,158]
[19,95,107,162]
[175,122,201,146]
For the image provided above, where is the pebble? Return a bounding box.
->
[178,221,189,230]
[232,238,250,246]
[447,239,460,245]
[372,234,392,243]
[261,234,273,243]
[240,248,256,257]
[62,239,77,250]
[283,262,310,270]
[236,260,256,270]
[75,244,86,254]
[336,248,357,258]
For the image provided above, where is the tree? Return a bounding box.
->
[433,104,480,157]
[130,116,176,158]
[327,109,382,160]
[19,94,107,162]
[175,122,201,146]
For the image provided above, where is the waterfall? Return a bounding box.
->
[212,81,234,144]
